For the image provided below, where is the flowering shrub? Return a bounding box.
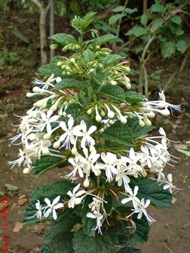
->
[10,12,180,253]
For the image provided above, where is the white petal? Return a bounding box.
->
[52,195,61,206]
[54,203,64,209]
[52,209,58,220]
[44,198,51,206]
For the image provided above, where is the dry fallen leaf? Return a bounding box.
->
[13,222,23,232]
[18,197,27,206]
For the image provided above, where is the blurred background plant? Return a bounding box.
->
[0,0,190,97]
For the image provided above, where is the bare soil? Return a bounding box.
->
[0,9,190,253]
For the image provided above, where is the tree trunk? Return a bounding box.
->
[50,0,55,59]
[40,8,48,65]
[30,0,51,65]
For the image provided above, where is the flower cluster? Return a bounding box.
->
[9,14,180,252]
[10,72,179,233]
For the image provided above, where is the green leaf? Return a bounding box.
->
[81,12,97,32]
[127,26,148,37]
[36,56,63,77]
[101,121,134,146]
[150,18,164,33]
[150,3,165,13]
[73,228,116,253]
[170,15,182,25]
[140,14,149,26]
[11,28,29,43]
[125,91,145,104]
[161,41,176,58]
[100,84,126,102]
[40,232,73,253]
[40,211,79,253]
[54,79,88,92]
[124,8,138,14]
[24,180,75,224]
[127,215,150,245]
[102,54,124,66]
[112,5,125,12]
[33,156,67,177]
[66,103,83,119]
[50,33,77,45]
[130,177,172,209]
[109,14,125,25]
[91,34,118,46]
[127,118,154,139]
[117,246,142,253]
[176,40,187,54]
[177,148,190,156]
[94,71,108,85]
[82,49,95,62]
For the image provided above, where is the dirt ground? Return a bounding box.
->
[0,9,190,253]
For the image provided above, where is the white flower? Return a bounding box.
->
[77,120,97,149]
[67,152,84,179]
[97,152,118,182]
[121,186,140,209]
[79,148,101,177]
[115,156,130,189]
[87,210,104,234]
[67,184,86,208]
[125,148,143,178]
[58,117,80,150]
[39,110,60,137]
[43,196,64,220]
[163,173,175,193]
[33,74,58,89]
[132,198,155,224]
[8,148,25,169]
[141,91,180,117]
[35,200,43,219]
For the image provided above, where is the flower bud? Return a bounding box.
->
[107,110,115,119]
[56,77,62,83]
[110,80,117,85]
[28,133,36,141]
[139,119,145,127]
[33,86,42,93]
[57,61,63,66]
[34,99,46,108]
[120,116,127,124]
[100,109,106,117]
[50,103,58,111]
[87,107,93,114]
[50,43,59,50]
[144,116,152,126]
[70,58,76,64]
[26,92,34,98]
[71,146,77,155]
[87,68,94,74]
[74,197,83,205]
[43,133,51,140]
[160,109,170,116]
[83,178,89,188]
[146,112,155,118]
[125,81,131,89]
[53,141,61,149]
[95,114,102,122]
[42,147,51,155]
[23,167,32,174]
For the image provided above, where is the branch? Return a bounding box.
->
[30,0,43,11]
[164,49,190,91]
[30,0,51,14]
